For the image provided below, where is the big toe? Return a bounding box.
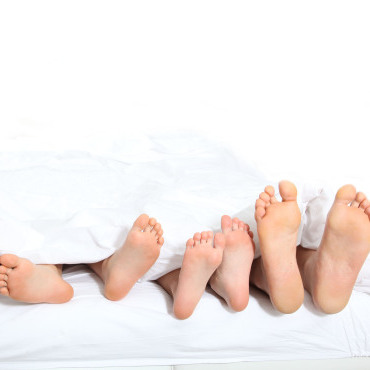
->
[221,215,232,233]
[0,254,20,268]
[335,184,357,205]
[279,180,297,202]
[132,214,150,230]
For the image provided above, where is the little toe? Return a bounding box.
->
[221,215,232,233]
[248,230,254,238]
[0,280,7,287]
[158,237,164,246]
[0,287,9,296]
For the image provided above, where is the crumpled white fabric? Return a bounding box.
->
[0,133,369,291]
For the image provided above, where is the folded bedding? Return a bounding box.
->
[0,133,369,289]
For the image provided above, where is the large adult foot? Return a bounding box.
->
[101,214,164,301]
[303,185,370,313]
[255,180,304,313]
[173,231,225,319]
[0,255,73,304]
[209,216,255,311]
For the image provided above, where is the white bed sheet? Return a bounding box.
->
[0,264,369,369]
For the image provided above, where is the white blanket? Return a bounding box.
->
[0,134,369,289]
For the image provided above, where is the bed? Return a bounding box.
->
[0,134,369,370]
[1,264,369,369]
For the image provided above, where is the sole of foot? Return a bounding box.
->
[0,254,73,304]
[209,215,255,311]
[173,231,225,320]
[308,185,370,313]
[102,214,164,301]
[255,180,304,313]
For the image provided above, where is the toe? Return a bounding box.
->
[360,199,369,211]
[259,192,271,203]
[255,198,266,210]
[238,221,245,230]
[214,233,226,250]
[201,231,208,243]
[186,238,195,248]
[248,230,254,239]
[0,281,7,287]
[232,218,239,230]
[0,254,20,269]
[255,206,266,221]
[264,185,275,197]
[193,232,201,245]
[158,237,164,246]
[144,225,152,232]
[279,180,297,202]
[132,214,150,230]
[0,274,8,281]
[335,184,357,205]
[207,231,214,241]
[0,266,7,274]
[0,287,9,296]
[264,186,278,203]
[149,217,157,227]
[221,215,232,233]
[151,223,161,234]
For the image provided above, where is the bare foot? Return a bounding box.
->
[99,214,164,301]
[302,185,370,313]
[173,231,225,319]
[209,216,255,311]
[254,180,304,313]
[0,254,73,304]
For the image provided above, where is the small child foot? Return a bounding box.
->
[307,185,370,313]
[173,231,225,319]
[209,215,255,311]
[0,254,73,304]
[102,214,164,301]
[255,180,304,313]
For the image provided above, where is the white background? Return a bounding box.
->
[0,1,369,191]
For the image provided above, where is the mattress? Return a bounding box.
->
[1,264,369,369]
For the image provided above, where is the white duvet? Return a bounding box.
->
[0,133,369,290]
